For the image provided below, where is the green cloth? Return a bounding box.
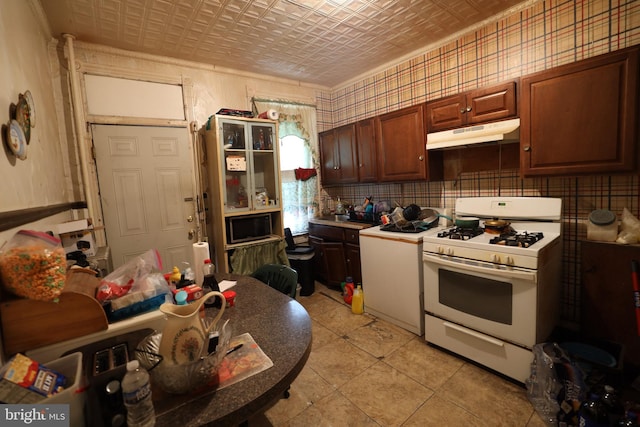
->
[229,239,290,275]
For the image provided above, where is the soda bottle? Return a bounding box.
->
[121,360,155,427]
[202,259,220,308]
[579,393,608,427]
[601,385,624,425]
[617,411,638,427]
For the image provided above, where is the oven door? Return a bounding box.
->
[423,252,538,348]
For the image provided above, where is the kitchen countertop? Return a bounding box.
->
[309,216,375,230]
[153,273,312,426]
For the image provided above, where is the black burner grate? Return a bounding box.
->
[437,227,485,240]
[489,231,544,248]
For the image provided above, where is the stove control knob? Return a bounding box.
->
[505,256,514,265]
[437,246,445,254]
[490,254,501,263]
[446,248,454,256]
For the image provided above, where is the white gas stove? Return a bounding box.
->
[422,197,563,383]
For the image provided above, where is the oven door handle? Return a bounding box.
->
[443,321,505,347]
[422,253,537,282]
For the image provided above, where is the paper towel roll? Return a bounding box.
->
[258,109,279,120]
[192,241,210,286]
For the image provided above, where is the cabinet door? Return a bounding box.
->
[521,47,639,176]
[467,81,517,125]
[319,130,340,185]
[220,120,250,212]
[425,93,466,132]
[321,241,347,286]
[345,243,362,286]
[356,118,377,182]
[377,104,429,181]
[249,123,279,209]
[335,124,358,183]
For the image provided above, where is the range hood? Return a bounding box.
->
[426,118,520,150]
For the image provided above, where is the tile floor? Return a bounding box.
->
[248,282,548,427]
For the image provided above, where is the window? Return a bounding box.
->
[252,99,319,235]
[280,135,312,170]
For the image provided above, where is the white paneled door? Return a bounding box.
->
[92,125,196,271]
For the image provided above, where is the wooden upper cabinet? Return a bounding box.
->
[520,46,639,176]
[319,124,358,185]
[426,81,517,132]
[376,104,442,182]
[355,118,377,182]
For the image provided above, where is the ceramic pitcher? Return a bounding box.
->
[158,291,225,365]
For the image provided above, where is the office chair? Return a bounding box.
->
[251,264,298,299]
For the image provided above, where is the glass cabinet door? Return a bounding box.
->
[221,120,250,212]
[220,119,279,213]
[249,123,279,210]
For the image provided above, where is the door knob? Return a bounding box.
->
[187,215,194,222]
[188,229,195,240]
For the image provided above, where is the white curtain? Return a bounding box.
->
[253,99,319,235]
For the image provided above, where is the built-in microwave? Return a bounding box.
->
[226,213,272,244]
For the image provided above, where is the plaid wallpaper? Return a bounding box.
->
[314,0,640,326]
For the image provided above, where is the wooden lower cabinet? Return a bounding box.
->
[308,223,363,287]
[581,241,640,368]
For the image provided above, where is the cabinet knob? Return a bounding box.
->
[460,108,466,114]
[359,163,363,167]
[523,145,531,152]
[418,155,424,161]
[466,106,472,112]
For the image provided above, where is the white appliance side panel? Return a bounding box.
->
[360,234,424,335]
[424,314,533,383]
[26,310,166,362]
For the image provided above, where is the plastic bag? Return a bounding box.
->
[0,230,67,302]
[617,208,640,244]
[96,249,167,303]
[526,342,586,426]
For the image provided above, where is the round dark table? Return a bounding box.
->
[153,273,312,426]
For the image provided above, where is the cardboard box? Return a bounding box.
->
[56,218,93,235]
[60,229,96,257]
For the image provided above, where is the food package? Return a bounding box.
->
[0,353,66,399]
[0,230,67,302]
[96,249,169,309]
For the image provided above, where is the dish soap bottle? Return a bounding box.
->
[352,284,364,315]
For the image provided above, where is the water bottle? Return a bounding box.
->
[202,258,220,308]
[121,360,155,427]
